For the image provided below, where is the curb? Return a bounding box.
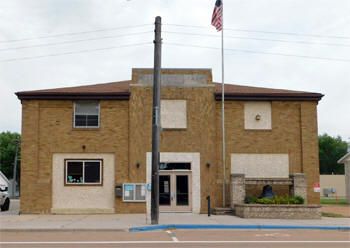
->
[1,228,129,232]
[129,224,350,232]
[2,225,349,232]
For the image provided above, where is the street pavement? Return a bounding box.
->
[1,230,350,248]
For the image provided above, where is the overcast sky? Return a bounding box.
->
[0,0,349,141]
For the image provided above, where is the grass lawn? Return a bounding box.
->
[322,212,346,218]
[320,198,348,205]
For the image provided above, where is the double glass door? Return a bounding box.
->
[159,171,191,212]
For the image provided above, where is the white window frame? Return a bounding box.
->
[122,183,146,202]
[73,102,100,128]
[65,159,102,185]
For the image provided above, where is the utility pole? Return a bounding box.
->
[12,139,19,198]
[151,16,162,225]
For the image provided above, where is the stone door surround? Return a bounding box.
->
[146,152,200,223]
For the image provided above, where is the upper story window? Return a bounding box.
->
[74,102,100,128]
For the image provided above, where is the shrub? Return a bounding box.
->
[295,195,305,204]
[244,196,258,204]
[256,198,273,204]
[245,195,305,205]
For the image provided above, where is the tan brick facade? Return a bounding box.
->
[19,69,321,214]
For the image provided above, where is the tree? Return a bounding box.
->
[319,133,348,175]
[0,131,21,180]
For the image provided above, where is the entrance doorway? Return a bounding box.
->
[159,163,192,212]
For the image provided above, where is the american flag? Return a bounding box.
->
[211,0,223,31]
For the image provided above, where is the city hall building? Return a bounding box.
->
[16,68,323,216]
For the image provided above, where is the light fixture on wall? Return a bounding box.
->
[255,114,261,121]
[206,162,210,168]
[136,162,140,168]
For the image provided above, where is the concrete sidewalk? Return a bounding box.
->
[1,213,349,232]
[1,200,349,232]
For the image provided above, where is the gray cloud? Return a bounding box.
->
[0,0,349,141]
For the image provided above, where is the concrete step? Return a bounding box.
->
[213,207,234,215]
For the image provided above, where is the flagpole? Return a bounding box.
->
[221,0,226,208]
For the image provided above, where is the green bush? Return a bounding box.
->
[256,198,274,204]
[245,195,305,205]
[295,195,304,204]
[244,196,258,204]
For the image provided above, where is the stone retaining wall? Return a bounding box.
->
[235,204,321,219]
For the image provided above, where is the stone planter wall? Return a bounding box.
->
[235,204,321,219]
[230,173,308,208]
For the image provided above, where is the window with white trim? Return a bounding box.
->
[65,160,102,185]
[74,102,100,128]
[123,183,146,202]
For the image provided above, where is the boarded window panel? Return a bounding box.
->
[84,161,101,183]
[244,102,271,130]
[161,100,187,129]
[231,154,289,178]
[67,161,83,183]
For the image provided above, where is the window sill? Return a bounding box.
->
[72,127,100,131]
[122,200,146,203]
[162,128,187,131]
[244,129,272,132]
[64,183,103,186]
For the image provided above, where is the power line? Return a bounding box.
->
[165,24,350,40]
[163,31,350,47]
[3,40,348,63]
[225,28,350,40]
[0,42,151,63]
[165,42,350,63]
[2,30,347,53]
[0,24,152,43]
[2,22,348,46]
[0,31,152,52]
[2,34,349,63]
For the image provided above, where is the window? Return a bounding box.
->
[65,160,102,185]
[159,163,191,170]
[123,183,146,202]
[74,102,100,128]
